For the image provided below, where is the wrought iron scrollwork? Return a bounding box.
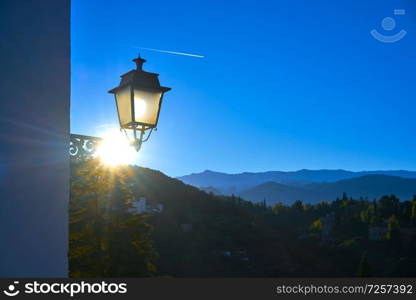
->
[70,134,102,160]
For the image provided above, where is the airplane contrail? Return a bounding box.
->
[133,46,204,58]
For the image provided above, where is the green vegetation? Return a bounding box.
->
[69,160,416,277]
[70,160,157,277]
[357,252,371,277]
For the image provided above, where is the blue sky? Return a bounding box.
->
[71,0,416,177]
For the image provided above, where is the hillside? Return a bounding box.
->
[240,182,324,204]
[70,161,302,277]
[240,175,416,205]
[307,175,416,202]
[70,160,416,277]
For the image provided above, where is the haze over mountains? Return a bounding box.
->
[177,170,416,205]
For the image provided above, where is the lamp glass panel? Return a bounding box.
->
[115,86,132,126]
[133,89,162,126]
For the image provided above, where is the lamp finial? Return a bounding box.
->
[132,54,146,71]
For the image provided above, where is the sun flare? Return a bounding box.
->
[96,130,136,166]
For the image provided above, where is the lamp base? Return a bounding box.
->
[130,138,142,152]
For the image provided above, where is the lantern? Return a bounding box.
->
[109,55,171,151]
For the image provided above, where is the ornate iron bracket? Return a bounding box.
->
[70,134,102,160]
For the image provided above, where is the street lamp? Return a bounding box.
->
[108,55,171,151]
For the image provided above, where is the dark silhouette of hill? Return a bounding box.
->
[101,165,308,276]
[240,175,416,205]
[240,182,325,205]
[306,175,416,201]
[70,161,416,277]
[200,186,223,195]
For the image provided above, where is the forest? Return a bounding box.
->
[69,159,416,277]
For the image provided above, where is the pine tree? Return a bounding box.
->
[311,219,323,231]
[411,197,416,225]
[69,159,158,277]
[360,209,369,223]
[386,215,400,242]
[272,202,286,214]
[291,200,304,212]
[357,252,371,277]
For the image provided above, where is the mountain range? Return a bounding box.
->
[177,169,416,205]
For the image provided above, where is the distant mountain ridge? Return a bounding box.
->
[240,175,416,205]
[177,169,416,204]
[178,169,416,189]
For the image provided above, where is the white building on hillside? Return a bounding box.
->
[131,197,163,214]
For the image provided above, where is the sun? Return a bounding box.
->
[96,129,136,166]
